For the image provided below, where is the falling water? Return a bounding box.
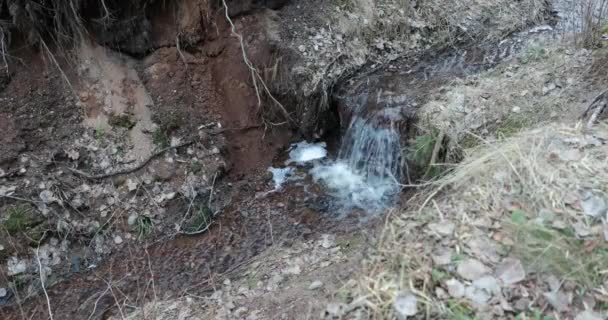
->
[311,108,404,212]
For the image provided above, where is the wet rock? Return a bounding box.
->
[446,278,465,298]
[496,258,526,285]
[457,259,491,281]
[393,290,417,319]
[309,280,323,290]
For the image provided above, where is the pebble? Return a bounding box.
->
[113,235,123,244]
[0,288,7,298]
[457,259,491,281]
[308,280,323,290]
[496,258,526,285]
[393,290,418,319]
[446,278,465,298]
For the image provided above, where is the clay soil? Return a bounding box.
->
[0,3,332,319]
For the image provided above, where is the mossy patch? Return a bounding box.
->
[109,113,136,129]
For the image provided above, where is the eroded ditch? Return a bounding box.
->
[0,0,565,318]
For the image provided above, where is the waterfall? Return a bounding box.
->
[311,108,403,212]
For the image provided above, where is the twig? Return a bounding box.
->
[68,140,195,180]
[35,235,54,320]
[424,129,445,177]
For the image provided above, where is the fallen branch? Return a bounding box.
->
[582,90,608,128]
[68,140,195,181]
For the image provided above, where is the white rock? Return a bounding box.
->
[7,257,27,276]
[319,234,336,249]
[113,235,123,244]
[126,179,138,192]
[575,310,604,320]
[457,259,491,281]
[283,264,302,275]
[465,286,491,306]
[473,276,501,295]
[511,106,521,113]
[309,280,323,290]
[580,191,608,218]
[39,190,56,204]
[543,290,571,312]
[0,287,7,297]
[446,278,465,298]
[496,258,526,285]
[128,214,138,225]
[393,290,418,319]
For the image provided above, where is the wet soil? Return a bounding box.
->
[0,3,349,319]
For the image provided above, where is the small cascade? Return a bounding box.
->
[311,108,404,212]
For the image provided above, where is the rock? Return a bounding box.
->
[575,310,604,320]
[393,290,418,319]
[428,222,455,236]
[39,190,57,204]
[542,82,557,95]
[580,191,608,218]
[511,106,521,113]
[465,285,491,306]
[543,290,571,312]
[467,237,500,263]
[126,179,138,192]
[309,280,323,290]
[113,235,123,244]
[7,257,27,276]
[66,149,80,161]
[283,264,302,275]
[558,148,583,162]
[128,214,138,225]
[431,248,452,265]
[495,258,526,285]
[0,288,7,298]
[446,278,465,298]
[473,276,501,295]
[457,259,491,281]
[325,302,346,318]
[319,234,336,249]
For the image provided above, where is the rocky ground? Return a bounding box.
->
[0,0,607,319]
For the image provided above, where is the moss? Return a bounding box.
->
[109,113,136,129]
[184,206,213,233]
[3,204,39,235]
[152,128,170,148]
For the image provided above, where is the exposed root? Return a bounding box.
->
[67,140,196,181]
[220,0,292,124]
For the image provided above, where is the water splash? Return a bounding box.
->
[311,110,403,212]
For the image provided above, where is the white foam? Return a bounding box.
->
[286,141,327,164]
[310,160,399,212]
[268,167,295,190]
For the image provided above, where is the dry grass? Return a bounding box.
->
[349,122,608,318]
